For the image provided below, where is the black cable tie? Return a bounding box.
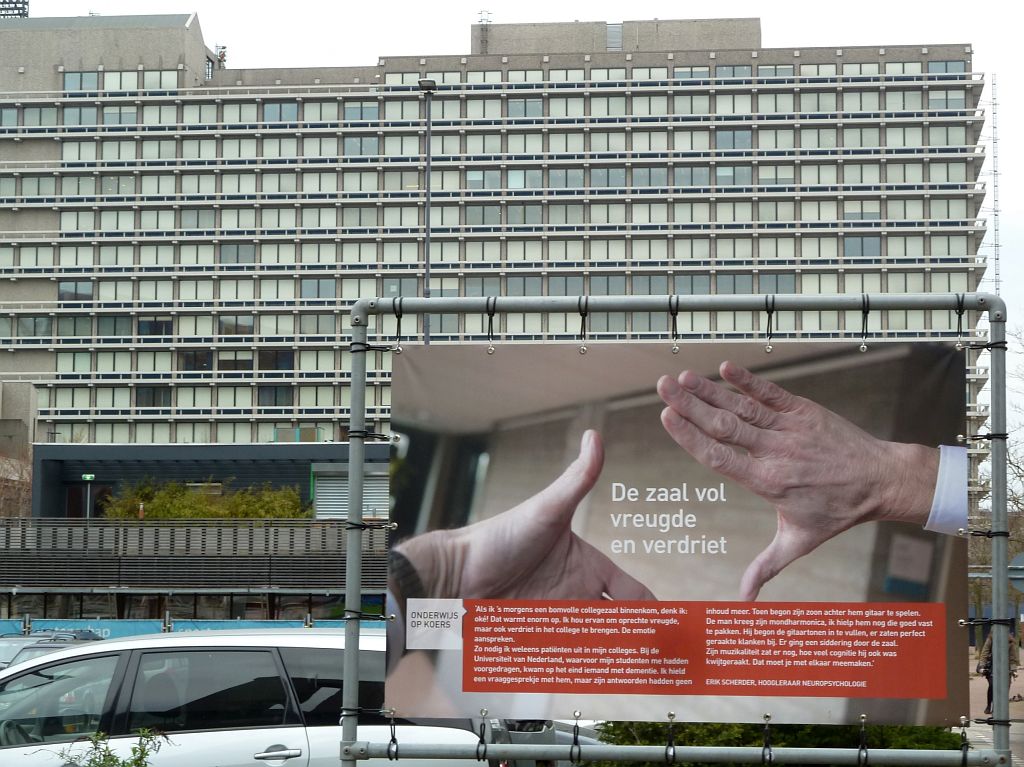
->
[859,294,870,353]
[349,341,393,354]
[960,432,1009,442]
[344,520,396,532]
[955,293,966,350]
[668,295,680,354]
[960,618,1015,628]
[569,717,583,765]
[343,610,388,621]
[393,296,404,354]
[856,714,869,767]
[340,706,390,718]
[968,530,1011,539]
[975,717,1012,727]
[485,296,497,355]
[348,430,391,442]
[577,296,589,355]
[764,295,776,354]
[969,340,1008,351]
[475,722,488,762]
[388,715,400,760]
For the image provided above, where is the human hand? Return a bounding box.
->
[657,361,939,600]
[393,430,654,601]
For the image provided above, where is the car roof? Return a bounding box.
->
[0,627,387,680]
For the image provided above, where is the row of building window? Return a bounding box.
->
[62,70,179,92]
[1,88,972,128]
[47,199,975,234]
[55,61,967,96]
[383,60,968,84]
[0,235,978,271]
[0,161,976,200]
[42,420,372,445]
[39,125,973,164]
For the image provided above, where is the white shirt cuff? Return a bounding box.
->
[924,445,967,535]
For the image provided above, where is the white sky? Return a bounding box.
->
[25,0,1024,397]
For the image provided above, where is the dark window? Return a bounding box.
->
[58,316,92,336]
[58,281,93,301]
[17,316,52,337]
[300,279,335,299]
[218,351,253,370]
[258,386,293,406]
[258,350,295,370]
[759,273,798,293]
[136,387,172,407]
[127,650,297,733]
[97,316,132,336]
[0,654,118,744]
[137,316,173,335]
[220,244,257,264]
[63,106,98,125]
[179,350,212,371]
[843,236,882,258]
[716,274,754,293]
[281,647,384,727]
[218,315,255,335]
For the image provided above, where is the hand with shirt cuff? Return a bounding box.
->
[657,360,966,600]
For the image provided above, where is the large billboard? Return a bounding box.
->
[385,342,967,724]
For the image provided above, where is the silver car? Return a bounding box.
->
[0,628,497,766]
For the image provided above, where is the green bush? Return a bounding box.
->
[100,479,309,519]
[594,720,960,767]
[59,729,164,767]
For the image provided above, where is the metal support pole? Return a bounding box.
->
[988,306,1009,759]
[349,742,1001,765]
[340,305,370,767]
[421,85,433,345]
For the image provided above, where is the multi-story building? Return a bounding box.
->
[0,14,986,460]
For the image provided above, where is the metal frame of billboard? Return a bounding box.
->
[342,292,1008,767]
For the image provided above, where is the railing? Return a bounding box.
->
[0,518,390,591]
[0,517,389,556]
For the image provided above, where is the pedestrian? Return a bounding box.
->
[978,627,1019,715]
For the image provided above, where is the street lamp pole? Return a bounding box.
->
[418,78,436,345]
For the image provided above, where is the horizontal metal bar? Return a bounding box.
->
[352,292,1004,323]
[354,742,1002,766]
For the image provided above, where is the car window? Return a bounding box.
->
[0,654,118,747]
[0,639,34,666]
[280,647,385,726]
[127,650,298,733]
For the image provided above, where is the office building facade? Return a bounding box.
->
[0,15,987,450]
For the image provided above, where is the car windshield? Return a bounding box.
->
[7,644,74,667]
[0,639,34,665]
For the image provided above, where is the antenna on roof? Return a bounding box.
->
[478,9,491,24]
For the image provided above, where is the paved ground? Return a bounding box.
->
[965,659,1024,765]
